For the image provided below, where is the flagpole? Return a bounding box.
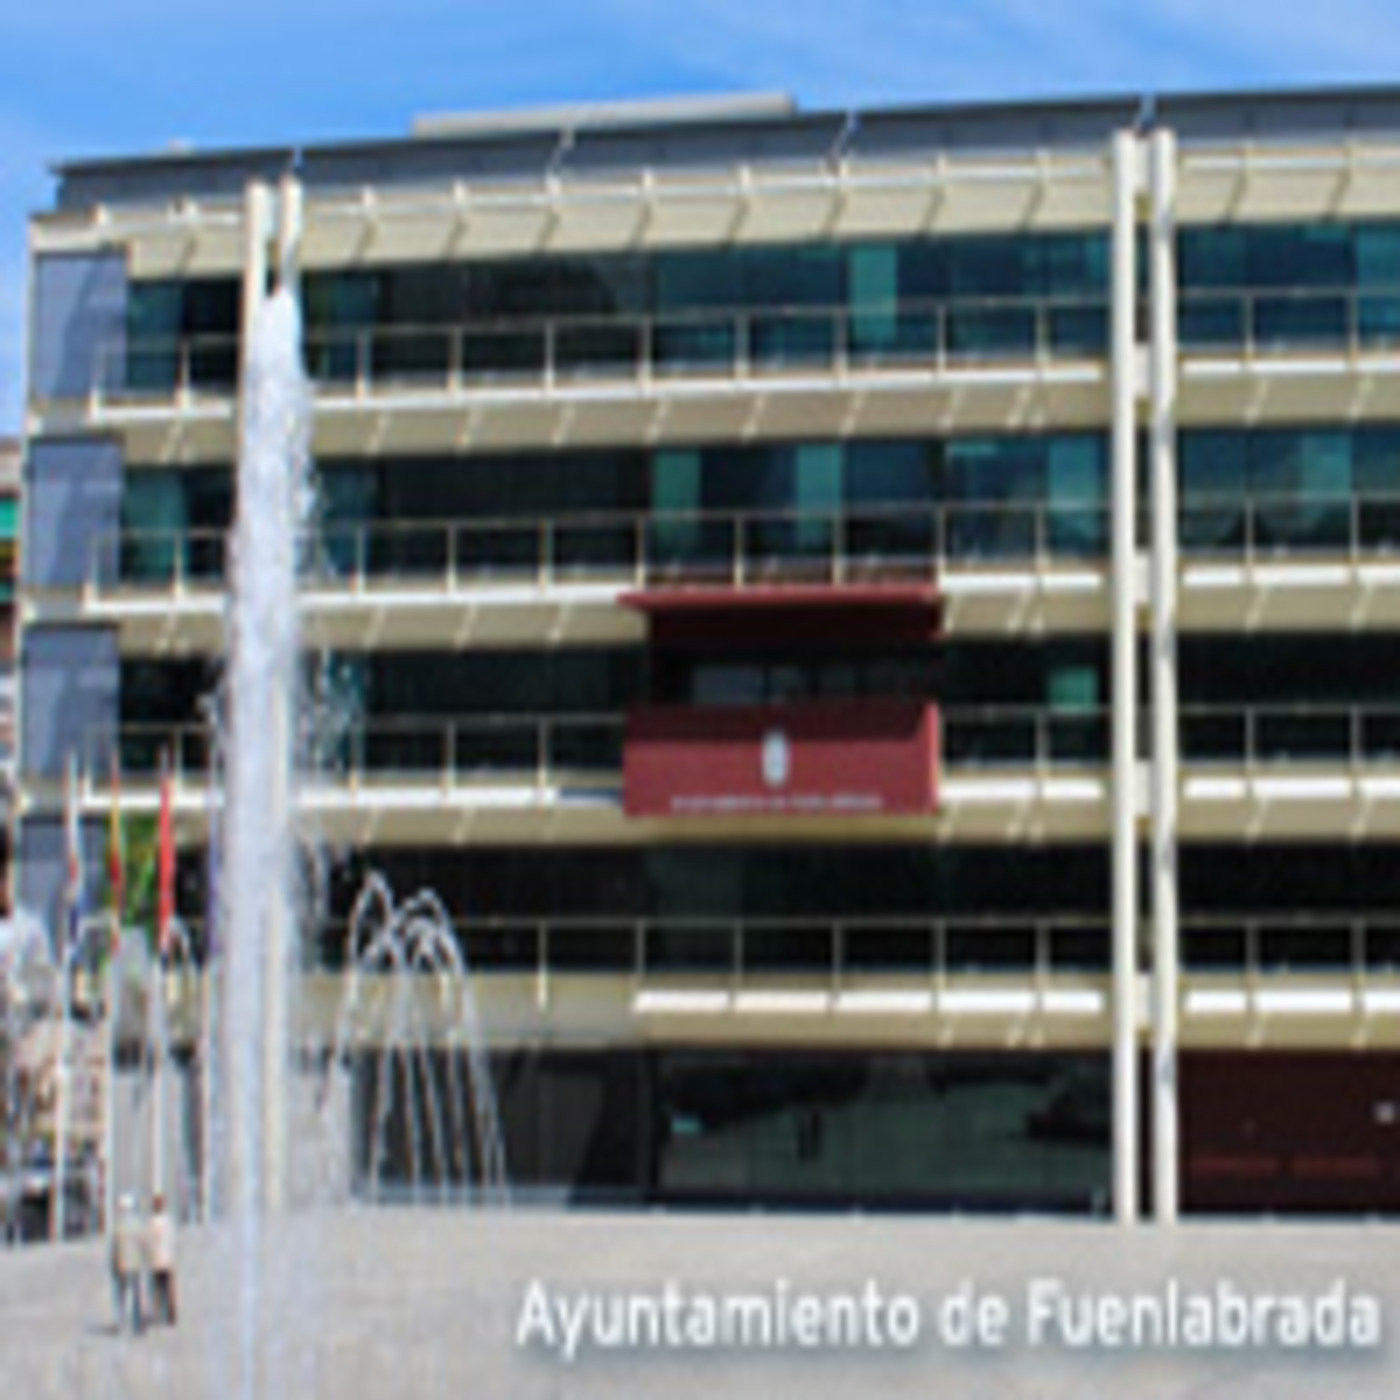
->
[52,755,78,1244]
[201,724,219,1225]
[200,950,214,1223]
[103,946,116,1243]
[104,750,124,1242]
[152,751,175,1208]
[52,952,70,1243]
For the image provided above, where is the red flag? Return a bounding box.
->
[63,755,84,958]
[157,755,175,959]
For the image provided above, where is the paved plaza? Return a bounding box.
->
[2,1208,1400,1397]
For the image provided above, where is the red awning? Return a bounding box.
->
[620,583,941,648]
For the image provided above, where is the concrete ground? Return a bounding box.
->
[2,1208,1400,1398]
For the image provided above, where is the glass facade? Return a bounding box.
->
[113,424,1400,583]
[1179,221,1400,350]
[114,433,1110,587]
[114,220,1400,396]
[151,835,1398,982]
[117,639,1118,779]
[300,232,1109,382]
[125,277,239,390]
[114,631,1400,782]
[1180,426,1400,554]
[356,1048,1111,1212]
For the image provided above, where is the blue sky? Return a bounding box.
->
[5,0,1400,431]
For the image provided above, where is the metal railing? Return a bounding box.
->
[79,286,1400,406]
[81,702,1400,791]
[89,713,626,787]
[1179,284,1400,359]
[1181,912,1400,975]
[98,909,1400,985]
[93,497,1110,593]
[1180,490,1400,560]
[88,489,1400,598]
[307,912,1114,979]
[942,706,1110,768]
[1180,703,1400,768]
[301,910,1400,980]
[91,293,1110,402]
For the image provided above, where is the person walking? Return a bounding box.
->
[109,1195,142,1334]
[147,1192,178,1326]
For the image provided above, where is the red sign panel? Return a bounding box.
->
[624,701,940,818]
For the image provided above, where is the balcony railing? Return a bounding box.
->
[92,293,1110,403]
[80,702,1400,791]
[1181,703,1400,767]
[86,488,1400,601]
[94,498,1110,595]
[1182,913,1400,974]
[1180,490,1400,559]
[1180,284,1400,358]
[311,912,1116,978]
[76,286,1400,408]
[299,911,1400,980]
[114,909,1400,985]
[92,714,625,787]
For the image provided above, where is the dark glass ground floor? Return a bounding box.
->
[353,1048,1400,1216]
[355,1049,1112,1213]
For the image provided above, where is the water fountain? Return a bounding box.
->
[331,875,508,1206]
[218,274,311,1400]
[211,197,507,1397]
[0,181,511,1398]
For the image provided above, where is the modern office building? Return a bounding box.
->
[19,87,1400,1218]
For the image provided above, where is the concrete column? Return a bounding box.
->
[240,183,271,359]
[1149,128,1180,1225]
[1110,130,1141,1226]
[276,172,303,295]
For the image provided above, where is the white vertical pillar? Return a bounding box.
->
[1150,128,1180,1225]
[1111,130,1141,1226]
[241,183,271,358]
[277,173,303,295]
[51,757,78,1243]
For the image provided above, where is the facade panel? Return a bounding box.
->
[24,437,123,590]
[29,252,126,401]
[21,626,119,780]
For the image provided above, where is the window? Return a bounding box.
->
[301,231,1111,380]
[126,278,238,389]
[1180,222,1400,349]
